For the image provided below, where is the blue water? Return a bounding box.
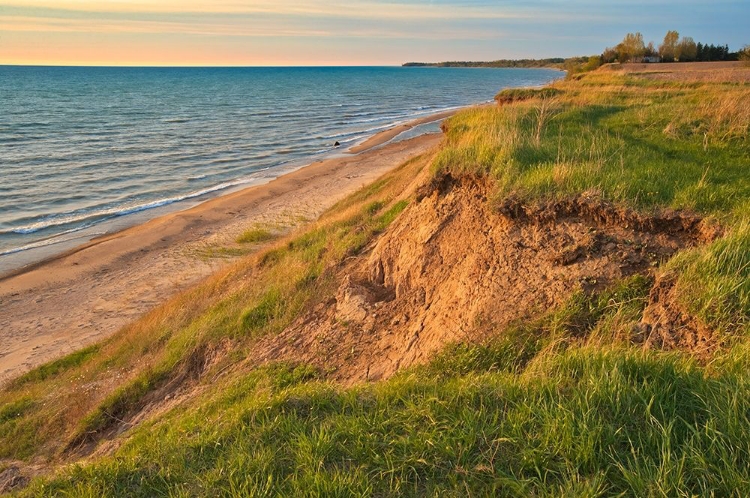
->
[0,66,562,269]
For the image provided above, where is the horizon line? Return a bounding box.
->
[0,63,408,68]
[0,62,569,69]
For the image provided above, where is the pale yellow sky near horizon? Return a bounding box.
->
[1,0,746,66]
[2,0,534,65]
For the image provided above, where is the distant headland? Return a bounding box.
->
[402,58,571,69]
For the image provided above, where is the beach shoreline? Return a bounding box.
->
[347,108,460,153]
[0,115,450,384]
[0,107,462,279]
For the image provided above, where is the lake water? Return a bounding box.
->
[0,66,563,272]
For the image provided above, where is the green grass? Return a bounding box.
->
[21,273,750,496]
[62,200,406,447]
[432,69,749,341]
[667,218,750,337]
[8,345,100,388]
[22,344,750,497]
[437,72,749,219]
[194,245,252,260]
[2,70,749,495]
[241,288,287,333]
[237,227,276,245]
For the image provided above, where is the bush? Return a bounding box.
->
[494,87,561,105]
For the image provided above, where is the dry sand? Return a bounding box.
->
[0,131,443,384]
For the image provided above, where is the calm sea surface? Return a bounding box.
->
[0,66,562,271]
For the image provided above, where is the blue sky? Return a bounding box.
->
[1,0,747,65]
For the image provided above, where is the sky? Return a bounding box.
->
[0,0,747,66]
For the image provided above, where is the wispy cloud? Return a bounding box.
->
[1,0,747,65]
[0,1,610,40]
[0,0,589,21]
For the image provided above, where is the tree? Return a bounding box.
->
[645,41,657,58]
[675,37,697,62]
[659,30,679,62]
[740,45,750,65]
[618,32,646,62]
[601,46,618,64]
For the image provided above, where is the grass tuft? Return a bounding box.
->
[668,219,750,337]
[9,345,100,388]
[241,288,287,334]
[237,227,276,245]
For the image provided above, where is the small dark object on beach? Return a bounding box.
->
[334,141,341,147]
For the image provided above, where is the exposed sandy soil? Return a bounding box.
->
[639,273,716,359]
[0,464,29,494]
[0,133,442,385]
[608,61,750,83]
[251,175,718,385]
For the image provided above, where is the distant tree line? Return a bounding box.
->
[601,30,739,63]
[695,43,732,61]
[402,34,748,71]
[402,59,566,69]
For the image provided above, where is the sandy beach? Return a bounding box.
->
[0,126,444,384]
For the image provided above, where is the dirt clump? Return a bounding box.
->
[637,274,716,359]
[0,466,27,494]
[0,461,41,494]
[253,175,713,384]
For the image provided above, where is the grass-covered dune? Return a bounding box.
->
[1,67,748,496]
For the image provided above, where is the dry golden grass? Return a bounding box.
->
[604,61,750,84]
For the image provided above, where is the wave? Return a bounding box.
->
[323,123,393,141]
[0,226,107,257]
[12,122,52,129]
[0,135,25,143]
[0,178,258,236]
[343,105,463,127]
[345,112,413,125]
